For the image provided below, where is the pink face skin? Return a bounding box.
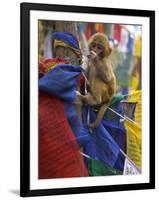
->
[90,43,104,58]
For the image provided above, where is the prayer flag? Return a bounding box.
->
[128,90,142,126]
[89,159,122,176]
[134,35,141,58]
[39,64,82,102]
[124,120,142,169]
[39,92,88,178]
[123,157,141,175]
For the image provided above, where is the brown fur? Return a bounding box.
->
[84,33,116,128]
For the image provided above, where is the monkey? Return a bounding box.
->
[82,32,116,128]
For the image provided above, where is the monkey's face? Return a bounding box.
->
[90,42,104,57]
[88,33,112,58]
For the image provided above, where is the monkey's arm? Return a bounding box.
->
[92,57,113,83]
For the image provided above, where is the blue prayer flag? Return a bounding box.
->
[39,64,82,102]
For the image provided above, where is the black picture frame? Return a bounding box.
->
[20,2,155,197]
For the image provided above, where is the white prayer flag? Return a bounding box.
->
[123,157,141,175]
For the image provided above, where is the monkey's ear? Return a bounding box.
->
[106,46,112,57]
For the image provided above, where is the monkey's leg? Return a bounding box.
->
[89,104,108,129]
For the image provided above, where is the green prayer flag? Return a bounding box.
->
[88,159,122,176]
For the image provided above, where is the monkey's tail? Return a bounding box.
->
[89,104,107,128]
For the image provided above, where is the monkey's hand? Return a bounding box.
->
[88,122,97,129]
[90,50,97,59]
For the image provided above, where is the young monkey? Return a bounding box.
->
[83,33,116,128]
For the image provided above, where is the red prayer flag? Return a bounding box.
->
[39,92,88,179]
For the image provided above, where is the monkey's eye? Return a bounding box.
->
[97,45,103,51]
[91,43,103,51]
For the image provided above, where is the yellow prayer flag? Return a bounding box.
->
[130,76,139,92]
[134,35,141,57]
[128,90,142,126]
[124,120,142,170]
